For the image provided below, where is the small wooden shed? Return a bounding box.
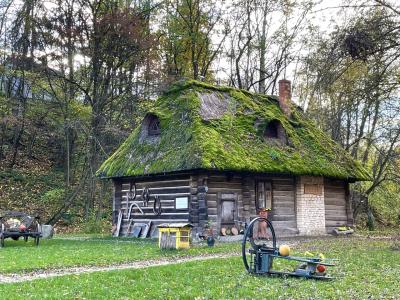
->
[97,80,370,237]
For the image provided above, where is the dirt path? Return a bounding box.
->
[0,234,391,284]
[0,238,303,284]
[0,252,240,284]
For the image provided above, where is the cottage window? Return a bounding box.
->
[256,181,272,210]
[147,116,160,136]
[264,120,279,139]
[175,197,188,210]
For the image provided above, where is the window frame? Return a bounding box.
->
[255,180,273,211]
[175,197,189,210]
[147,116,161,136]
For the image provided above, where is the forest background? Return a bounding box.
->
[0,0,398,232]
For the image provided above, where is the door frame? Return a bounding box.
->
[217,192,238,230]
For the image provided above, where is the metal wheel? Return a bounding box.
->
[153,196,162,215]
[242,227,253,272]
[127,182,136,200]
[242,217,277,273]
[142,187,150,206]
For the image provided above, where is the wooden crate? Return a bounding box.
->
[157,223,192,249]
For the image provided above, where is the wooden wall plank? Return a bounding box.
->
[271,177,296,235]
[115,172,301,237]
[324,178,348,231]
[113,175,191,238]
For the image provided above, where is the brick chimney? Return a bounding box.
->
[278,79,291,116]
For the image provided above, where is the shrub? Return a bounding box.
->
[82,213,111,234]
[40,188,65,205]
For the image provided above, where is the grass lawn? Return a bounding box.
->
[0,235,239,273]
[0,236,399,299]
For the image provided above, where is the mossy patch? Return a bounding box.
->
[97,80,370,181]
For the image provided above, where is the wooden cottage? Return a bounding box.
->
[97,80,370,238]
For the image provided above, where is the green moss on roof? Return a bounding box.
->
[97,80,370,181]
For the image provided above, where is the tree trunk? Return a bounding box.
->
[258,3,268,94]
[9,120,24,168]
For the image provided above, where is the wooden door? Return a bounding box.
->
[221,200,235,224]
[218,192,237,226]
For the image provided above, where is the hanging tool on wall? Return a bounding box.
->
[114,209,123,237]
[142,187,162,215]
[125,185,162,217]
[153,195,162,215]
[127,182,136,201]
[142,187,150,207]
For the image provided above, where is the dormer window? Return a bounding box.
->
[264,120,280,139]
[264,120,279,139]
[261,119,287,144]
[141,114,161,142]
[148,116,160,136]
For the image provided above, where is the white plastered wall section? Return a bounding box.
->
[296,176,326,235]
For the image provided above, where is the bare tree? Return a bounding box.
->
[298,3,400,228]
[224,0,313,93]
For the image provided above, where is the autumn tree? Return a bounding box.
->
[2,0,45,168]
[40,0,157,220]
[0,0,158,224]
[160,0,226,81]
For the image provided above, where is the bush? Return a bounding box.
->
[40,188,65,205]
[82,213,111,234]
[369,182,400,226]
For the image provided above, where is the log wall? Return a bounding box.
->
[206,174,298,236]
[270,177,298,235]
[113,175,191,237]
[324,178,349,232]
[206,174,244,234]
[112,172,350,238]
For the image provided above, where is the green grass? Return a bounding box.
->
[0,236,239,273]
[0,239,400,299]
[0,237,398,299]
[356,226,400,237]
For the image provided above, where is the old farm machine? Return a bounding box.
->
[0,211,42,247]
[242,217,336,280]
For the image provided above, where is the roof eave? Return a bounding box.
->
[99,167,371,182]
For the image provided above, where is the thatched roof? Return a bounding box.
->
[97,80,370,181]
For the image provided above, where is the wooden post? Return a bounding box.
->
[197,175,209,232]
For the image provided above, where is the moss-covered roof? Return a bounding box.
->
[97,80,370,181]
